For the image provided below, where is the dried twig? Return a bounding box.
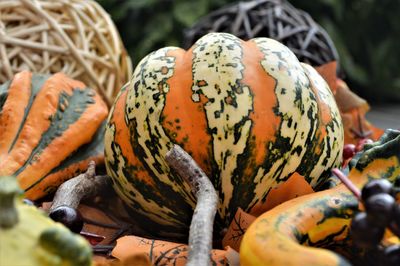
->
[165,145,219,266]
[50,161,111,212]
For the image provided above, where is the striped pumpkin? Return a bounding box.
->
[104,32,344,240]
[0,71,108,200]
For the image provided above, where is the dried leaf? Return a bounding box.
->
[224,246,240,266]
[120,253,152,266]
[336,79,384,144]
[93,256,120,266]
[220,174,314,252]
[335,79,369,113]
[78,204,120,245]
[112,236,227,266]
[222,208,256,251]
[249,172,315,216]
[314,61,338,94]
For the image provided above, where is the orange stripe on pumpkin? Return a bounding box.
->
[163,48,212,175]
[306,72,333,155]
[0,71,32,160]
[110,89,156,187]
[243,40,280,168]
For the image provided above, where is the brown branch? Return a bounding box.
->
[165,145,218,266]
[50,161,111,211]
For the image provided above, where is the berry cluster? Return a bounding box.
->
[350,179,400,265]
[342,138,374,166]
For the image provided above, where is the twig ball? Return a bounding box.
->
[0,0,132,106]
[183,0,338,67]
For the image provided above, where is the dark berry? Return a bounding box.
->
[49,206,84,233]
[358,246,386,266]
[364,193,395,227]
[361,179,393,202]
[350,212,385,249]
[390,204,400,238]
[343,144,356,160]
[383,244,400,265]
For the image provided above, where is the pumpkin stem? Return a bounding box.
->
[49,161,111,213]
[0,176,22,228]
[165,145,218,266]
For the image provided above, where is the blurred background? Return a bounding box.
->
[97,0,400,105]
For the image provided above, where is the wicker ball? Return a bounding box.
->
[0,0,132,106]
[183,0,338,67]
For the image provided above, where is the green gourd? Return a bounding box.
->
[0,176,92,266]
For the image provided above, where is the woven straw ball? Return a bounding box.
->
[0,0,132,106]
[184,0,338,67]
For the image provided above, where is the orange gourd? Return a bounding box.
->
[0,71,108,200]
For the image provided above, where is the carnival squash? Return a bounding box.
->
[0,71,108,200]
[240,129,400,265]
[104,32,344,240]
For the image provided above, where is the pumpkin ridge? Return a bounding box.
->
[105,87,143,185]
[0,71,109,200]
[223,39,272,224]
[300,64,343,186]
[106,49,195,229]
[0,73,82,175]
[246,38,321,215]
[0,71,32,159]
[124,119,193,227]
[24,121,106,195]
[126,47,189,192]
[190,33,254,220]
[14,89,94,176]
[162,48,212,178]
[8,74,50,153]
[18,88,107,197]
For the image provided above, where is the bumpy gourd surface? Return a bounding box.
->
[0,186,92,266]
[0,71,108,199]
[105,32,344,239]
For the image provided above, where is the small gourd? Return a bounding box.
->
[0,71,108,200]
[0,176,92,266]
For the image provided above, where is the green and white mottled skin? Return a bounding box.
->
[105,32,344,240]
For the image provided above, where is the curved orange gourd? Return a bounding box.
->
[240,129,400,265]
[0,71,108,199]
